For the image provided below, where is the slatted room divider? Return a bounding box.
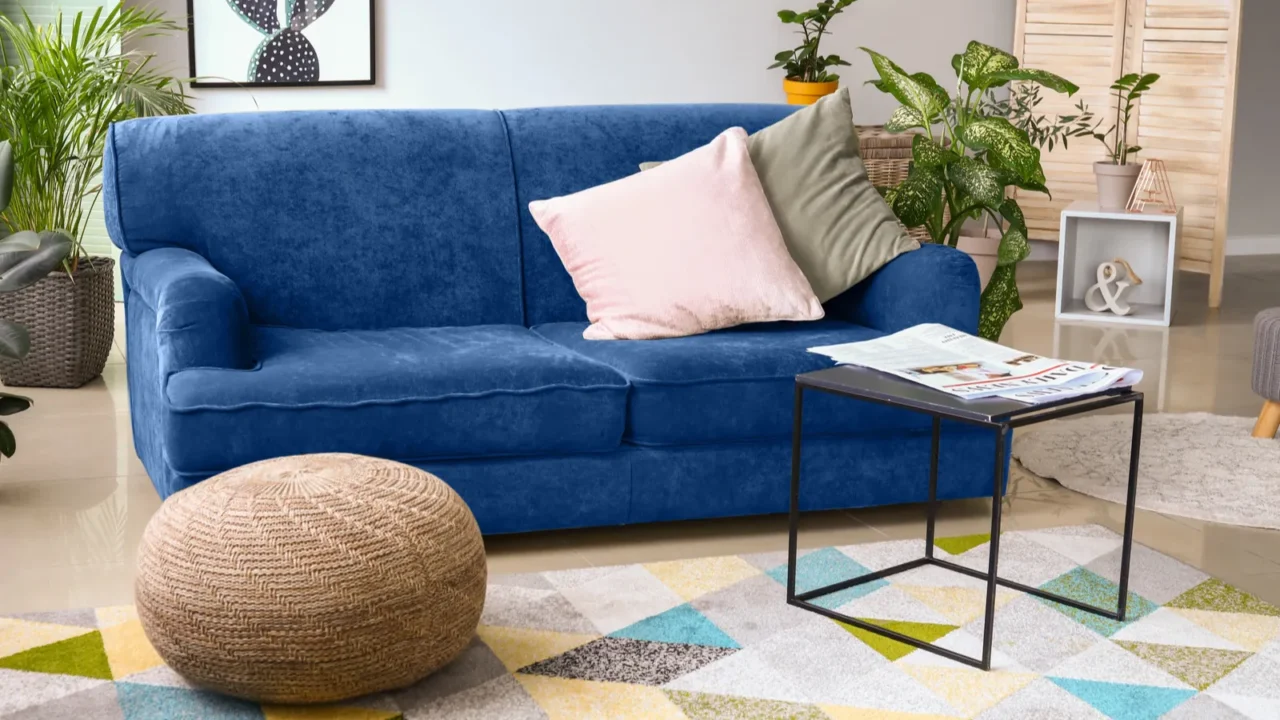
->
[1013,0,1243,307]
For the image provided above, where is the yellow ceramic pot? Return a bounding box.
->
[783,78,839,105]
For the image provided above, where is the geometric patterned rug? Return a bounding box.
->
[3,524,1279,719]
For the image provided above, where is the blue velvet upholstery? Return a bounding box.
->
[163,325,628,473]
[826,243,981,335]
[534,320,929,446]
[105,111,523,330]
[109,103,993,535]
[121,249,252,378]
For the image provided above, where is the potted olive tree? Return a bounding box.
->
[0,4,192,387]
[1091,73,1160,210]
[770,0,859,105]
[866,41,1080,340]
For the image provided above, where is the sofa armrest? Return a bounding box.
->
[825,244,980,335]
[123,248,253,376]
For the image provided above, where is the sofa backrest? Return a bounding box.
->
[502,104,798,326]
[105,104,801,330]
[104,110,524,330]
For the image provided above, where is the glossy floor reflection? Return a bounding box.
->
[2,258,1279,615]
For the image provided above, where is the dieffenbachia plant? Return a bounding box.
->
[863,41,1080,341]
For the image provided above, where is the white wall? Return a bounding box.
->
[129,0,1015,125]
[1226,0,1280,255]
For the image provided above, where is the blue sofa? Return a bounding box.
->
[105,103,995,534]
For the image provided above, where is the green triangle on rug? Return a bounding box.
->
[836,619,958,661]
[0,630,112,680]
[1166,579,1280,617]
[1048,677,1196,720]
[609,604,740,649]
[934,533,990,556]
[1114,641,1252,691]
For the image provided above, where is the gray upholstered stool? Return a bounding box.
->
[1253,309,1280,438]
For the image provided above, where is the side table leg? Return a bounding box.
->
[981,424,1008,671]
[1116,397,1144,620]
[787,386,804,601]
[925,417,941,560]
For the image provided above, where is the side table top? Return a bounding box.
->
[797,365,1136,425]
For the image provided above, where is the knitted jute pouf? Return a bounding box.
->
[135,453,487,704]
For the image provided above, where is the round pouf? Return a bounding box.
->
[135,453,487,704]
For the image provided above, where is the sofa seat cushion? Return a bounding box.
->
[163,325,629,473]
[533,320,931,446]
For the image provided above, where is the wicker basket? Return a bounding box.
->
[856,125,933,245]
[0,256,115,388]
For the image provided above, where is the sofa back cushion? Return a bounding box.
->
[503,104,798,326]
[105,110,523,330]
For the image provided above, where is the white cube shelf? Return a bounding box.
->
[1055,200,1183,327]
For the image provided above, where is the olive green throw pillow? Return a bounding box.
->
[642,88,918,302]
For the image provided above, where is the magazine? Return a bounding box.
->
[808,324,1142,405]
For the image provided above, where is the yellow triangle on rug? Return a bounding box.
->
[476,625,598,672]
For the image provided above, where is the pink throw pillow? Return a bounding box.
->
[529,127,824,340]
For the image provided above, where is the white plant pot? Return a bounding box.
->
[1094,161,1143,211]
[957,229,1002,291]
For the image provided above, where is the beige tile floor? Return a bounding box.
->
[2,258,1279,615]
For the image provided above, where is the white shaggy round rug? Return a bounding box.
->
[1013,412,1280,530]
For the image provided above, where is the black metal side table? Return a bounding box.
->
[787,365,1143,671]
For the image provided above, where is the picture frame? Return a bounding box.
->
[187,0,376,88]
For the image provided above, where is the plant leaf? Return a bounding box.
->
[983,68,1079,95]
[0,231,73,293]
[961,40,1018,89]
[947,157,1005,210]
[959,118,1042,183]
[0,392,31,416]
[0,421,14,458]
[0,230,40,253]
[912,72,951,113]
[997,199,1031,267]
[885,106,927,133]
[978,264,1022,341]
[912,135,959,169]
[861,48,946,120]
[890,166,944,229]
[0,140,11,213]
[0,319,29,360]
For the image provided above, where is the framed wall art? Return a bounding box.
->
[187,0,376,87]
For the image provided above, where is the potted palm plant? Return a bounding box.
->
[865,41,1080,340]
[0,4,193,388]
[1091,73,1160,210]
[770,0,859,105]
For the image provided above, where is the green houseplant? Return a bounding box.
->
[770,0,859,105]
[1091,72,1160,209]
[0,140,75,460]
[864,41,1080,340]
[0,4,193,387]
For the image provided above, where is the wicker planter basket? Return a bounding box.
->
[0,256,115,388]
[857,125,935,246]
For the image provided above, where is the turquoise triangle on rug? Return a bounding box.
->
[1049,677,1197,720]
[609,603,740,649]
[765,546,887,609]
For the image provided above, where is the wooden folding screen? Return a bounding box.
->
[1013,0,1243,307]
